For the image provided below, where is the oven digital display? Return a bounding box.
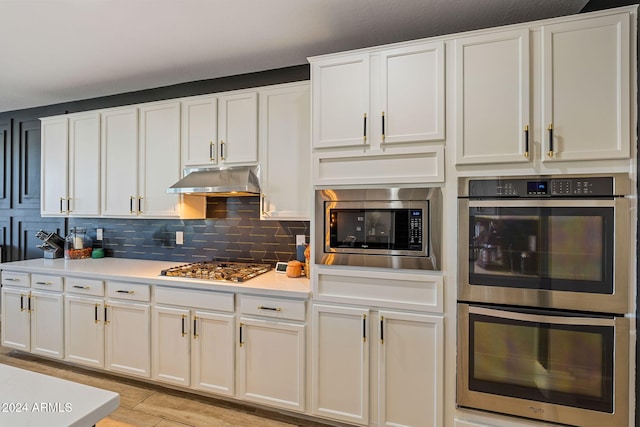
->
[527,181,548,195]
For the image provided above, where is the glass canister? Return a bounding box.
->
[64,227,93,259]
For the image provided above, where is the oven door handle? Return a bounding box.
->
[469,305,616,327]
[467,199,618,208]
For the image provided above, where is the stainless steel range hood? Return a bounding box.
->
[167,166,261,196]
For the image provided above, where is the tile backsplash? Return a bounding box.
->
[69,197,309,265]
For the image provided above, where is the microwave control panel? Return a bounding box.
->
[469,177,615,198]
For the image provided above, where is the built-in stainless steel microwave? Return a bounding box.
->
[315,188,441,270]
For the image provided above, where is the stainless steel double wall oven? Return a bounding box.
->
[457,174,632,427]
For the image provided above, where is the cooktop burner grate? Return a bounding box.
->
[160,261,272,282]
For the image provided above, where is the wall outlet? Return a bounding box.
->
[176,231,184,245]
[96,228,103,241]
[296,234,306,245]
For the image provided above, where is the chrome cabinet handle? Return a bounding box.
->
[60,197,64,214]
[138,197,143,214]
[380,315,384,344]
[381,111,385,142]
[239,323,244,347]
[209,141,215,161]
[116,290,134,294]
[181,315,187,337]
[72,285,90,290]
[129,196,135,214]
[94,303,100,323]
[35,281,52,285]
[220,140,225,160]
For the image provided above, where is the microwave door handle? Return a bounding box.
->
[469,306,615,327]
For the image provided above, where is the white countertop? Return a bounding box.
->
[0,258,310,298]
[0,363,119,426]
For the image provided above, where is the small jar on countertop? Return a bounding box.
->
[286,260,303,278]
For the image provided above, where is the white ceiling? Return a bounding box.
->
[1,0,589,113]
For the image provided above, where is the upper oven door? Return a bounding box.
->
[458,197,630,314]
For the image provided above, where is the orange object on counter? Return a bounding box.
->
[286,260,303,278]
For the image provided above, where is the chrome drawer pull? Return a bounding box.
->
[116,290,134,294]
[35,281,52,285]
[257,305,281,312]
[73,285,90,290]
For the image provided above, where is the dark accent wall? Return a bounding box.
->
[0,64,310,264]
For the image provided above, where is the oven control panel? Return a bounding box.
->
[469,177,615,198]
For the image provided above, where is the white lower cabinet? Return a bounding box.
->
[237,295,306,412]
[65,294,105,368]
[1,287,33,352]
[1,273,64,359]
[312,304,369,425]
[152,305,235,396]
[30,290,64,359]
[105,299,151,378]
[312,304,444,427]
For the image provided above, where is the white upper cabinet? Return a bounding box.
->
[541,12,630,162]
[41,117,69,216]
[378,42,445,144]
[41,112,101,216]
[138,101,182,217]
[454,10,631,166]
[101,102,186,218]
[217,91,259,165]
[181,90,258,169]
[312,53,370,149]
[101,107,139,217]
[259,82,311,221]
[68,113,101,216]
[181,96,218,167]
[311,41,445,151]
[454,30,531,165]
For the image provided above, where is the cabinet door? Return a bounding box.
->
[181,96,218,167]
[105,300,150,378]
[238,317,305,412]
[101,108,138,216]
[311,54,370,148]
[217,92,258,165]
[64,295,104,368]
[378,311,444,427]
[30,290,64,359]
[379,42,445,144]
[192,310,235,396]
[40,117,69,216]
[542,13,630,161]
[138,101,181,217]
[312,304,369,425]
[455,29,530,165]
[1,288,30,351]
[259,83,311,220]
[152,305,190,387]
[68,112,101,217]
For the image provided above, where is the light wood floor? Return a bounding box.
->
[0,346,335,427]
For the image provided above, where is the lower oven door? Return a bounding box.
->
[457,303,630,427]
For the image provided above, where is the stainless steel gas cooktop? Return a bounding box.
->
[160,261,272,283]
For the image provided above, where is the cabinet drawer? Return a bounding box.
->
[155,286,234,312]
[31,274,64,292]
[106,281,150,302]
[239,295,306,321]
[1,271,30,288]
[65,277,104,296]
